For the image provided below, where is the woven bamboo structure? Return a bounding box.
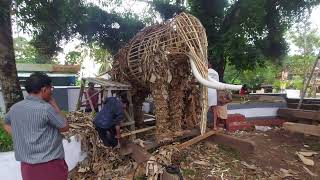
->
[111,13,209,141]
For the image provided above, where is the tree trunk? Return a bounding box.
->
[0,0,24,112]
[210,51,226,82]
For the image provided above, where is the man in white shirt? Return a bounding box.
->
[207,64,219,129]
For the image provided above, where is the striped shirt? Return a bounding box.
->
[4,95,66,164]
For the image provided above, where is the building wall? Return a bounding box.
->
[0,87,81,113]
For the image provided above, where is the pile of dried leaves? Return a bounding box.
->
[63,112,135,180]
[179,142,270,180]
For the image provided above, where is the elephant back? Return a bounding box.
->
[112,13,208,87]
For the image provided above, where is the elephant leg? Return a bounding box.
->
[184,79,201,129]
[151,80,172,142]
[168,74,188,135]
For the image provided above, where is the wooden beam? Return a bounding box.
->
[120,121,135,127]
[177,130,216,150]
[207,133,256,154]
[283,122,320,137]
[121,126,156,138]
[278,108,320,122]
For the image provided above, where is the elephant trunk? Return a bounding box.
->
[189,58,242,90]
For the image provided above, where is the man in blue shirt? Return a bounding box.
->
[93,95,125,147]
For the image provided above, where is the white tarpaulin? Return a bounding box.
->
[0,136,86,180]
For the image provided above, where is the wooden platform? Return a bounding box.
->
[120,129,256,158]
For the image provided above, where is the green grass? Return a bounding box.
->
[218,144,240,159]
[0,119,13,152]
[181,168,196,176]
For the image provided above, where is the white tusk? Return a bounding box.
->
[190,58,242,90]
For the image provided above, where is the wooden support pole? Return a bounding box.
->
[76,79,86,111]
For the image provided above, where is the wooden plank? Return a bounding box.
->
[120,121,135,127]
[278,108,320,122]
[287,103,320,111]
[121,126,156,138]
[283,122,320,137]
[177,130,216,150]
[207,133,256,154]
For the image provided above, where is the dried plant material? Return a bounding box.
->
[303,166,318,177]
[296,152,314,166]
[133,138,146,148]
[146,145,179,180]
[193,160,209,166]
[298,151,318,157]
[279,168,295,178]
[241,161,257,170]
[63,112,135,179]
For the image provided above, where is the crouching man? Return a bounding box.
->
[3,72,69,180]
[93,95,126,148]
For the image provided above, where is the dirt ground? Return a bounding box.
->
[178,128,320,180]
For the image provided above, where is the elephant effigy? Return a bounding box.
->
[111,13,241,141]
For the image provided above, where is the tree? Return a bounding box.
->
[13,37,45,64]
[0,0,24,111]
[15,0,145,62]
[284,18,320,96]
[86,42,112,73]
[224,61,281,90]
[65,51,83,65]
[152,0,320,80]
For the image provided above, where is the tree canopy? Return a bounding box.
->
[12,0,320,79]
[14,0,145,62]
[152,0,320,80]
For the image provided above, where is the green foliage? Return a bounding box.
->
[152,0,320,79]
[152,0,185,20]
[75,5,144,55]
[224,61,281,90]
[15,0,145,62]
[287,75,304,90]
[0,120,13,152]
[65,51,83,65]
[284,55,315,77]
[16,0,87,63]
[13,37,49,64]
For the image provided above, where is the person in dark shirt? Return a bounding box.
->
[93,95,125,147]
